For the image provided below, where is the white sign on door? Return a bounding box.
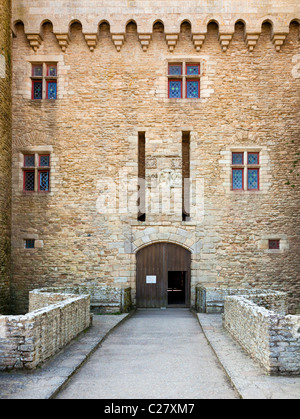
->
[146,275,156,284]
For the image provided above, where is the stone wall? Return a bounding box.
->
[223,293,300,376]
[195,285,288,314]
[0,0,12,314]
[9,1,300,314]
[0,290,91,370]
[29,285,132,314]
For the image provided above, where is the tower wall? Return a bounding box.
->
[10,1,300,314]
[0,0,12,313]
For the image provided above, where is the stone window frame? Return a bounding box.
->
[231,150,260,191]
[15,55,70,100]
[167,61,201,99]
[14,232,44,252]
[22,151,51,193]
[31,62,58,100]
[166,58,202,101]
[258,234,289,253]
[154,56,216,103]
[220,145,271,195]
[14,146,57,196]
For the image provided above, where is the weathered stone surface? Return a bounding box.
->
[0,290,91,370]
[3,0,300,317]
[0,0,11,314]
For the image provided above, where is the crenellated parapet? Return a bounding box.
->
[12,0,300,53]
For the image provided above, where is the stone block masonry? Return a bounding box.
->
[29,285,132,314]
[223,293,300,376]
[0,290,91,370]
[0,0,12,314]
[8,1,300,315]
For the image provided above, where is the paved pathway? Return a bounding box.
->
[56,309,239,399]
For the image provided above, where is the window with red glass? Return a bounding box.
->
[231,151,260,191]
[168,62,200,99]
[269,239,280,250]
[31,63,57,100]
[23,153,50,192]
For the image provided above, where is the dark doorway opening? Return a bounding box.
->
[168,271,186,305]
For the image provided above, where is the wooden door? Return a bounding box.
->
[136,242,191,308]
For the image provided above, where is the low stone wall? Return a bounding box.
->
[195,285,288,314]
[0,291,91,370]
[223,293,300,376]
[30,285,132,314]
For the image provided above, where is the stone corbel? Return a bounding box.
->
[55,34,70,52]
[192,34,206,52]
[112,34,125,52]
[26,34,42,52]
[272,33,287,52]
[244,33,260,52]
[165,34,179,52]
[84,34,98,52]
[218,33,233,52]
[138,34,152,52]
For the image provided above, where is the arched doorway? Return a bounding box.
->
[136,242,191,308]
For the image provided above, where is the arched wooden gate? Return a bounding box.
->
[136,242,191,308]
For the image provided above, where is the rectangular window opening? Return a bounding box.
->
[269,239,280,250]
[25,239,35,249]
[182,131,190,221]
[23,170,35,192]
[138,132,146,221]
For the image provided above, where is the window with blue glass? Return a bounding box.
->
[31,63,57,100]
[232,169,244,190]
[186,80,200,98]
[39,155,50,167]
[168,64,182,75]
[168,62,200,99]
[248,169,259,190]
[22,152,51,193]
[168,79,182,98]
[39,171,50,192]
[25,239,35,249]
[186,64,200,76]
[47,81,57,100]
[231,151,260,191]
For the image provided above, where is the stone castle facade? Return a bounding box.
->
[0,0,299,314]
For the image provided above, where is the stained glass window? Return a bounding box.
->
[169,80,182,98]
[186,80,199,98]
[269,239,280,250]
[24,155,35,167]
[32,65,43,77]
[232,169,243,190]
[47,81,57,99]
[32,80,42,100]
[232,152,244,165]
[168,64,182,75]
[186,64,200,75]
[39,171,50,191]
[25,239,35,249]
[47,64,57,77]
[248,169,259,190]
[39,155,50,167]
[24,171,35,191]
[31,63,58,100]
[248,153,259,165]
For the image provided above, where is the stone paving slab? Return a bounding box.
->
[196,313,300,400]
[0,313,129,399]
